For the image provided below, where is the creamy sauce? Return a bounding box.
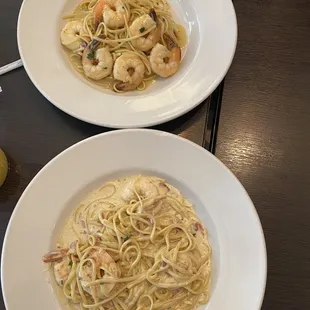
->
[49,175,211,310]
[58,175,184,248]
[58,181,121,247]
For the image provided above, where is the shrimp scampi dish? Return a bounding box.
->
[43,175,211,310]
[60,0,187,92]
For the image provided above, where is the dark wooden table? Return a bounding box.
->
[1,0,310,309]
[216,0,310,309]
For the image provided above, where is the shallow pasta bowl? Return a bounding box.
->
[17,0,237,128]
[1,129,266,309]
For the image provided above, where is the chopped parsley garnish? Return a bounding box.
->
[87,51,95,60]
[139,27,146,33]
[124,235,130,242]
[103,67,108,70]
[68,261,73,266]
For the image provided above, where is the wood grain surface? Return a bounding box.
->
[216,0,310,309]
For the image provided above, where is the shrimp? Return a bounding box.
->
[113,53,145,91]
[79,248,119,297]
[42,248,68,263]
[94,0,129,29]
[43,249,72,286]
[60,20,84,51]
[150,34,181,78]
[130,9,160,52]
[137,177,160,198]
[82,39,113,80]
[137,177,170,198]
[121,176,169,202]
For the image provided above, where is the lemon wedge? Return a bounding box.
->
[0,149,8,187]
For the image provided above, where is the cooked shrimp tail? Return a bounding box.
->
[149,8,158,24]
[94,0,106,28]
[164,33,181,64]
[114,81,137,92]
[42,248,68,263]
[43,248,72,286]
[164,34,179,52]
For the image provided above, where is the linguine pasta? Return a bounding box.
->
[60,0,187,92]
[43,175,211,310]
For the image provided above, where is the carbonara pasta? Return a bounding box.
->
[43,175,211,309]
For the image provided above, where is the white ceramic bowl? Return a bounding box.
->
[17,0,237,127]
[2,130,266,309]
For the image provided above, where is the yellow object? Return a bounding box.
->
[0,149,8,187]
